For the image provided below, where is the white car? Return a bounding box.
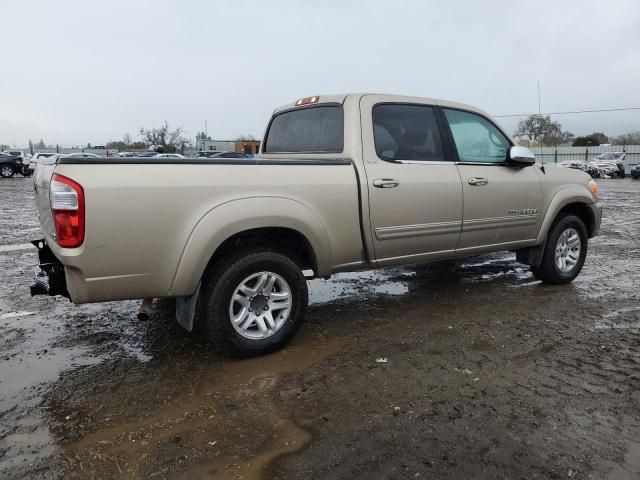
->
[30,153,56,170]
[156,153,185,159]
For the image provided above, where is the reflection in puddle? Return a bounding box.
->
[308,270,411,304]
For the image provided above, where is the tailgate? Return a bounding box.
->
[33,162,57,242]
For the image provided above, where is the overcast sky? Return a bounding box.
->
[1,0,639,147]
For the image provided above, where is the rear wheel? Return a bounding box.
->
[0,165,14,178]
[531,214,588,284]
[199,249,308,357]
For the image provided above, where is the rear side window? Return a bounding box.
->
[372,104,445,162]
[264,105,343,153]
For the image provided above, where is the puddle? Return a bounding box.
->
[308,270,411,304]
[594,306,640,331]
[607,436,640,479]
[0,311,35,319]
[0,243,34,253]
[0,313,99,412]
[62,329,344,478]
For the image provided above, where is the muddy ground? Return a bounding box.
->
[0,177,638,480]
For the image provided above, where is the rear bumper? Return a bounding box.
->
[30,239,70,298]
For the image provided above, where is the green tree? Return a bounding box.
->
[514,115,562,143]
[572,134,601,147]
[589,132,609,144]
[36,138,46,148]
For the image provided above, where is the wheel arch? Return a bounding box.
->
[170,196,332,296]
[536,188,597,244]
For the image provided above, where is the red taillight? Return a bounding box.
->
[50,174,85,248]
[295,96,319,106]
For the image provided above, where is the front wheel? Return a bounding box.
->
[199,249,308,357]
[531,214,588,284]
[0,165,15,178]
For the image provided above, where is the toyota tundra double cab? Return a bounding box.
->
[31,94,602,356]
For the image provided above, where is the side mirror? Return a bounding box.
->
[508,146,536,167]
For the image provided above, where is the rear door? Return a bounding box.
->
[440,108,542,252]
[360,96,463,265]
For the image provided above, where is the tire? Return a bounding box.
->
[0,165,15,178]
[198,249,308,357]
[531,214,588,285]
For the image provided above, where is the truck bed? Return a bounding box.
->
[34,157,364,303]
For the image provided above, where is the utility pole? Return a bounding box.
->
[537,81,541,115]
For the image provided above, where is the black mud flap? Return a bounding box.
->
[30,239,70,299]
[175,282,201,332]
[515,243,545,267]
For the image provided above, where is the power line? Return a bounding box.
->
[494,107,640,118]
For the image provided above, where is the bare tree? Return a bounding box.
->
[123,133,132,146]
[139,121,192,153]
[612,131,640,145]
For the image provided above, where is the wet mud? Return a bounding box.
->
[0,177,639,479]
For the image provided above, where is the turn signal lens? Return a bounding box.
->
[588,179,599,199]
[50,174,85,248]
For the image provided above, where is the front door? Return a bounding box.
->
[441,108,542,252]
[360,96,463,265]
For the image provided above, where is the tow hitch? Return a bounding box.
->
[30,239,70,298]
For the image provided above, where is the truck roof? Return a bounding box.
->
[273,93,491,119]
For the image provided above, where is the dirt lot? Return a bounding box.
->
[0,176,638,480]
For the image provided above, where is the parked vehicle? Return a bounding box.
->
[131,151,161,158]
[31,94,602,356]
[555,160,601,178]
[590,152,625,178]
[31,152,56,164]
[2,150,27,159]
[557,160,588,171]
[0,152,33,177]
[156,153,186,159]
[0,153,20,178]
[631,164,640,179]
[197,151,250,159]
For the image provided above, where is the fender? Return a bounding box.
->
[535,185,596,244]
[169,196,332,296]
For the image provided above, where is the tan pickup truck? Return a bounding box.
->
[31,94,602,356]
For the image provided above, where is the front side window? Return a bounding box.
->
[443,109,510,164]
[372,104,445,162]
[264,105,343,153]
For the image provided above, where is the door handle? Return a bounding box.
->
[468,177,488,186]
[373,178,400,188]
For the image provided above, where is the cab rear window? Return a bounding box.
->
[263,105,343,153]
